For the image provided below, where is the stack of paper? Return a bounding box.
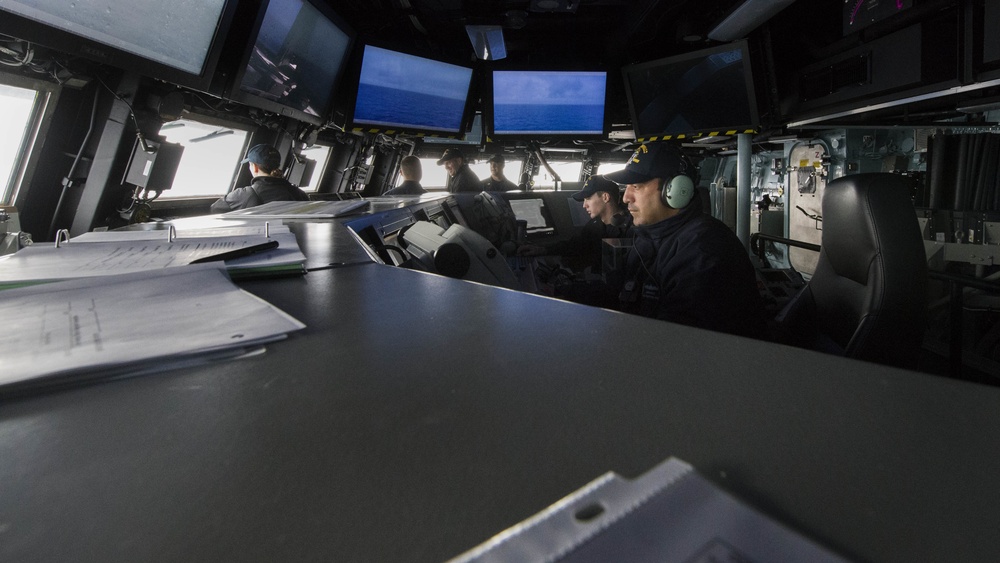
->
[0,224,306,289]
[0,265,305,395]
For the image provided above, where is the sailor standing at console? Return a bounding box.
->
[517,176,631,272]
[481,154,518,192]
[437,147,481,193]
[604,142,766,339]
[211,144,309,213]
[383,155,427,196]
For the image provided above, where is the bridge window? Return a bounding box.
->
[299,144,331,192]
[157,119,251,198]
[0,83,40,204]
[468,161,491,181]
[413,155,522,190]
[532,161,583,189]
[597,162,627,176]
[417,157,449,190]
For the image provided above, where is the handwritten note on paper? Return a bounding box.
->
[0,265,305,390]
[0,234,289,288]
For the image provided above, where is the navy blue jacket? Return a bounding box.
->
[211,176,309,213]
[383,180,426,196]
[446,165,482,193]
[548,211,632,272]
[481,176,518,192]
[619,197,766,339]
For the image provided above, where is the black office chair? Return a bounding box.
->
[774,173,928,369]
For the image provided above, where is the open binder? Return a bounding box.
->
[448,457,847,563]
[0,225,305,289]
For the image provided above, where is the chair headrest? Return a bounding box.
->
[821,173,918,285]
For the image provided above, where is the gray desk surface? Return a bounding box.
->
[1,263,999,562]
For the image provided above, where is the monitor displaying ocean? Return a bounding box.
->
[354,83,466,132]
[494,103,604,135]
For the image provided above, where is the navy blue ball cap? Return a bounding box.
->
[436,147,465,165]
[572,176,620,202]
[241,144,282,171]
[603,142,685,185]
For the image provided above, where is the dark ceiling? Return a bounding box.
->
[329,0,839,70]
[326,0,849,132]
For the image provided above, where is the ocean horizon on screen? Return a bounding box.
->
[354,83,466,132]
[494,104,604,134]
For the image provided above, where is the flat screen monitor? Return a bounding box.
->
[623,40,759,139]
[229,0,355,126]
[429,114,484,146]
[0,0,237,93]
[507,199,553,233]
[490,70,608,137]
[350,45,474,135]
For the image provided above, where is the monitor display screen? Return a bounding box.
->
[232,0,354,125]
[0,0,235,91]
[623,40,759,139]
[351,45,474,134]
[430,114,484,146]
[507,199,552,232]
[491,71,607,136]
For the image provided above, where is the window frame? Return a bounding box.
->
[154,114,253,200]
[1,71,60,208]
[297,144,334,192]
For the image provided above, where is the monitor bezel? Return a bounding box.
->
[421,113,485,147]
[344,42,477,137]
[0,0,239,95]
[226,0,357,127]
[622,39,760,140]
[485,68,611,140]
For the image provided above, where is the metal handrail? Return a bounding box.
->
[749,232,821,261]
[927,270,1000,294]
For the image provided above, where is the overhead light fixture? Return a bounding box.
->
[529,0,578,13]
[707,0,797,41]
[766,134,799,144]
[675,18,704,43]
[692,135,732,143]
[957,97,1000,114]
[465,25,507,60]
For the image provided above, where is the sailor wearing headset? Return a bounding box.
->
[604,142,766,339]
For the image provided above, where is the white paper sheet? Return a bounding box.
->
[0,265,305,390]
[0,230,304,287]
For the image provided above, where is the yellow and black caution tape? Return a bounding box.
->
[635,128,757,143]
